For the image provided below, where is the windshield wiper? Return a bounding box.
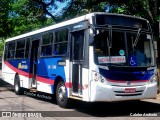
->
[133,28,142,47]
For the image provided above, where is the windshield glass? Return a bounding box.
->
[127,33,154,66]
[92,29,154,67]
[92,29,109,64]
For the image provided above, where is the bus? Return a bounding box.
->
[2,12,157,108]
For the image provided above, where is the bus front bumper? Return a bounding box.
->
[89,81,157,102]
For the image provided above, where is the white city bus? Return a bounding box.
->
[2,12,157,108]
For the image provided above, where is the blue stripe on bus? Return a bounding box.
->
[37,58,66,81]
[99,68,154,81]
[37,57,66,94]
[6,57,67,94]
[7,58,66,80]
[7,59,30,73]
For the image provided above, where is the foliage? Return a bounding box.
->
[59,0,107,20]
[0,39,5,56]
[10,0,53,36]
[0,0,12,39]
[0,0,159,58]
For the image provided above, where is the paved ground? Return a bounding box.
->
[0,73,160,119]
[0,80,160,120]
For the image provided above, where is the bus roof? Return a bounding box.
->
[6,13,94,42]
[6,12,148,42]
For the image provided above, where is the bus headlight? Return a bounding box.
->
[92,71,108,84]
[148,74,157,84]
[92,71,99,82]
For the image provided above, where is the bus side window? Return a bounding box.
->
[53,29,68,55]
[25,38,30,58]
[41,33,53,57]
[16,40,25,58]
[4,44,8,60]
[7,42,15,59]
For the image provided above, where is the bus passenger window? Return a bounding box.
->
[41,33,53,57]
[41,45,52,56]
[7,42,15,59]
[25,38,30,58]
[8,51,15,58]
[16,40,25,58]
[53,29,68,55]
[4,45,8,60]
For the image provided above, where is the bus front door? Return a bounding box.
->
[30,40,39,89]
[71,30,84,96]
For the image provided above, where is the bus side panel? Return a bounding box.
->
[36,58,68,94]
[82,67,89,101]
[2,59,31,88]
[2,61,16,85]
[18,75,31,89]
[64,60,70,97]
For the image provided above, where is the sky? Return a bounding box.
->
[48,0,71,17]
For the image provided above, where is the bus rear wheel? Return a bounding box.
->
[56,82,70,108]
[14,75,23,95]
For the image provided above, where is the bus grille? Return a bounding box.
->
[114,90,143,96]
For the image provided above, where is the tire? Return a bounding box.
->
[56,82,70,108]
[14,75,23,95]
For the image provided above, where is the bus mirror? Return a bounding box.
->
[89,33,94,44]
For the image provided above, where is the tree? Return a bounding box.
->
[9,0,71,36]
[63,0,159,64]
[0,0,12,56]
[108,0,159,65]
[0,0,159,57]
[0,0,70,56]
[0,0,12,39]
[31,0,71,21]
[60,0,107,20]
[10,0,55,36]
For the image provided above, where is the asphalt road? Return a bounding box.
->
[0,77,160,119]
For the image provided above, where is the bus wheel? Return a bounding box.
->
[14,75,23,95]
[56,82,70,108]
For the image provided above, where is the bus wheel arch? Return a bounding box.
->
[54,76,70,108]
[14,73,23,95]
[54,76,64,94]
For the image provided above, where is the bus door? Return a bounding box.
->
[30,40,39,88]
[71,30,85,96]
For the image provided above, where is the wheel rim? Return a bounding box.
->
[58,84,66,102]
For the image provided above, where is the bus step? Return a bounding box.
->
[30,88,37,92]
[69,96,82,100]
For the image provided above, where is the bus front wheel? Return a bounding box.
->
[56,82,70,108]
[14,75,23,95]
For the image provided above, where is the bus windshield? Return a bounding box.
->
[93,29,155,67]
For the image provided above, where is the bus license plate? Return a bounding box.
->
[125,88,136,93]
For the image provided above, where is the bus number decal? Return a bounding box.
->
[48,65,56,69]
